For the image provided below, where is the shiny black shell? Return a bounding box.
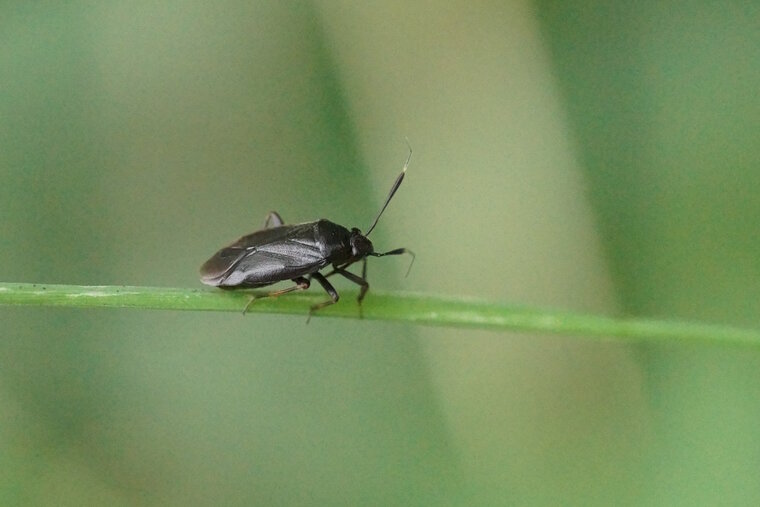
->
[200,220,353,288]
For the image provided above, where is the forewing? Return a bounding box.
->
[200,222,328,287]
[199,244,252,285]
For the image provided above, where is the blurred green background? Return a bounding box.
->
[1,1,759,505]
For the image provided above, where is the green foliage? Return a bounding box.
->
[2,283,759,346]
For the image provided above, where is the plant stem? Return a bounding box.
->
[0,282,758,346]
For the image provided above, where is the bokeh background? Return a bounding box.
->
[2,1,759,505]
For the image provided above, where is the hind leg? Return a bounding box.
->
[242,276,309,314]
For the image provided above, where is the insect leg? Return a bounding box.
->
[333,264,369,302]
[314,260,369,316]
[264,211,284,228]
[306,272,339,323]
[319,261,354,280]
[332,262,370,319]
[242,276,309,314]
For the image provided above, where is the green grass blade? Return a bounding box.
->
[1,282,759,346]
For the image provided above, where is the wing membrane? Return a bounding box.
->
[200,222,328,287]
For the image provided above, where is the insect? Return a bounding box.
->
[199,145,414,320]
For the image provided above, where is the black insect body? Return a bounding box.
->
[200,148,414,319]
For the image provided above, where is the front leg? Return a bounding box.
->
[318,261,369,317]
[331,262,370,318]
[336,262,369,304]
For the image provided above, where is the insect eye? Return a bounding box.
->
[351,235,373,257]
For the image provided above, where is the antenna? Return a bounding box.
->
[366,139,412,236]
